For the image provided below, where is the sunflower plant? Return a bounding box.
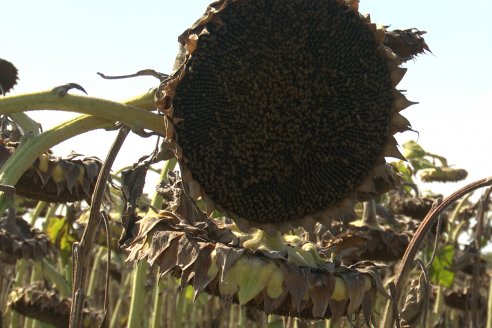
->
[6,1,491,328]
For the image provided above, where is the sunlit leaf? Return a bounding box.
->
[46,217,76,265]
[429,244,455,288]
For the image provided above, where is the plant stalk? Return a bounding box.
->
[126,261,148,328]
[70,126,130,328]
[487,273,492,328]
[129,158,177,328]
[0,115,113,214]
[0,91,164,135]
[381,177,492,328]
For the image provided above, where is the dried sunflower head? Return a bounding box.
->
[157,0,417,232]
[0,140,104,203]
[0,58,18,95]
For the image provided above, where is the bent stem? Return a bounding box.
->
[381,176,492,328]
[0,115,113,214]
[0,90,165,135]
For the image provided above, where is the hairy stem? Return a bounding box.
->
[0,90,164,135]
[70,127,130,328]
[0,115,112,214]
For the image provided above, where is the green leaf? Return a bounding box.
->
[409,157,435,172]
[46,217,76,265]
[393,161,413,183]
[429,244,455,288]
[402,140,426,159]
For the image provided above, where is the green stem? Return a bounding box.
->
[109,274,131,328]
[8,112,42,136]
[123,88,156,110]
[42,259,71,298]
[487,274,492,328]
[130,159,177,328]
[87,247,104,299]
[0,91,164,135]
[0,115,112,214]
[433,285,444,318]
[29,201,47,226]
[11,259,28,327]
[126,261,148,328]
[175,288,186,328]
[25,263,44,328]
[150,276,166,328]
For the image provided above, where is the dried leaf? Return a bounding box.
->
[309,272,335,318]
[340,272,367,316]
[192,244,216,301]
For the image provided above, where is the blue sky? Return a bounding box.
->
[3,0,492,195]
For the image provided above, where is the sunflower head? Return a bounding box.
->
[156,0,416,232]
[0,58,18,95]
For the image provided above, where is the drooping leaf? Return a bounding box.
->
[46,217,76,265]
[429,244,455,288]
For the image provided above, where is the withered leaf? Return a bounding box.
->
[215,244,244,284]
[157,235,181,275]
[309,272,335,318]
[328,299,348,324]
[176,234,201,271]
[340,272,367,316]
[361,289,376,327]
[262,288,288,315]
[282,263,310,314]
[148,230,183,266]
[192,244,216,301]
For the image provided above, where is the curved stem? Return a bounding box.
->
[0,115,112,214]
[381,176,492,328]
[8,112,42,136]
[0,90,164,135]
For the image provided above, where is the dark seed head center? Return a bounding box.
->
[173,0,393,224]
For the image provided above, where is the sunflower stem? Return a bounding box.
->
[0,88,161,217]
[29,201,47,226]
[149,159,177,328]
[41,259,71,298]
[86,247,104,299]
[109,274,131,328]
[0,115,113,215]
[242,230,284,252]
[175,287,187,328]
[126,261,149,328]
[8,112,42,136]
[70,126,130,328]
[129,159,177,328]
[150,274,166,328]
[0,90,164,135]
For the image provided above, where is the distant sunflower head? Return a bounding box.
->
[0,58,18,95]
[157,0,415,232]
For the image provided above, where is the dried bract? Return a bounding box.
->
[8,283,104,328]
[123,209,387,320]
[0,216,52,262]
[0,140,104,203]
